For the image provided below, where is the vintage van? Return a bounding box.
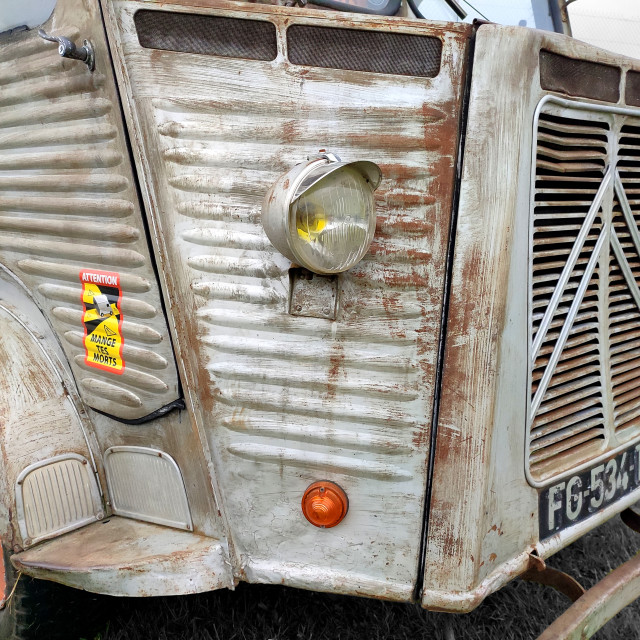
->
[1,0,640,637]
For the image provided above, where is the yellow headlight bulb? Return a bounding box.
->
[296,202,327,243]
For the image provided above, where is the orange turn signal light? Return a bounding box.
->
[301,481,349,528]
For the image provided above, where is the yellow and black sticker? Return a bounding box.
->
[80,269,124,374]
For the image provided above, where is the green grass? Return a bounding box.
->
[22,515,640,639]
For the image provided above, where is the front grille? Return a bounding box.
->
[286,25,442,78]
[529,101,640,482]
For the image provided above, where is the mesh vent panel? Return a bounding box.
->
[134,10,277,61]
[627,71,640,108]
[286,25,442,78]
[540,50,620,103]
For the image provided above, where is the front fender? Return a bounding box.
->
[0,270,104,551]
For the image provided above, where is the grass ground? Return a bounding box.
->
[16,514,640,640]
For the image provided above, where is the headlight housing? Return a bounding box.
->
[262,154,382,274]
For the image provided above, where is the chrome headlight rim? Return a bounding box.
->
[262,153,382,275]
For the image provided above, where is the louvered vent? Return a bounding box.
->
[104,446,192,531]
[529,108,609,480]
[612,124,640,439]
[16,455,103,546]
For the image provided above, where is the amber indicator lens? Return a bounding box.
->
[301,481,348,528]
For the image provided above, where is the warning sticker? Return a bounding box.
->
[80,269,125,374]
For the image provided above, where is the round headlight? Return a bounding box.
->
[262,154,382,274]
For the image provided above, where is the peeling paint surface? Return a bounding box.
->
[0,0,179,420]
[104,0,469,599]
[424,24,640,612]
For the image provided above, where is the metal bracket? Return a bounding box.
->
[520,553,586,603]
[38,30,95,72]
[289,268,338,320]
[621,507,640,533]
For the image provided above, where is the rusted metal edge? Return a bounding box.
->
[144,0,472,33]
[520,554,585,602]
[11,516,234,597]
[415,21,478,603]
[0,547,7,610]
[536,551,640,640]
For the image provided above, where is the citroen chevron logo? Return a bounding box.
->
[531,167,640,418]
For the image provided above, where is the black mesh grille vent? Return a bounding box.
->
[626,71,640,107]
[540,50,620,103]
[287,25,442,78]
[134,10,277,62]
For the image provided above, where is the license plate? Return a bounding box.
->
[539,443,640,539]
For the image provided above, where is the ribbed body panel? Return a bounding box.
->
[0,18,178,419]
[106,0,469,596]
[529,99,640,482]
[104,447,192,530]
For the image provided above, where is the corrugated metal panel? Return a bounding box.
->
[16,454,102,546]
[105,0,470,597]
[529,100,640,482]
[104,447,192,531]
[156,95,428,485]
[0,13,179,420]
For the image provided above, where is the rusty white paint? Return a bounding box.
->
[0,269,104,551]
[536,542,640,640]
[12,516,234,597]
[0,0,229,574]
[104,0,470,600]
[0,0,179,421]
[423,25,640,611]
[7,0,640,613]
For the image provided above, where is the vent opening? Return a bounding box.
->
[626,71,640,108]
[286,25,442,78]
[134,10,278,62]
[539,50,621,103]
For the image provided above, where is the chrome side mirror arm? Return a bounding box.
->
[38,30,95,72]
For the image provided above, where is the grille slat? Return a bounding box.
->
[529,108,609,479]
[609,124,640,438]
